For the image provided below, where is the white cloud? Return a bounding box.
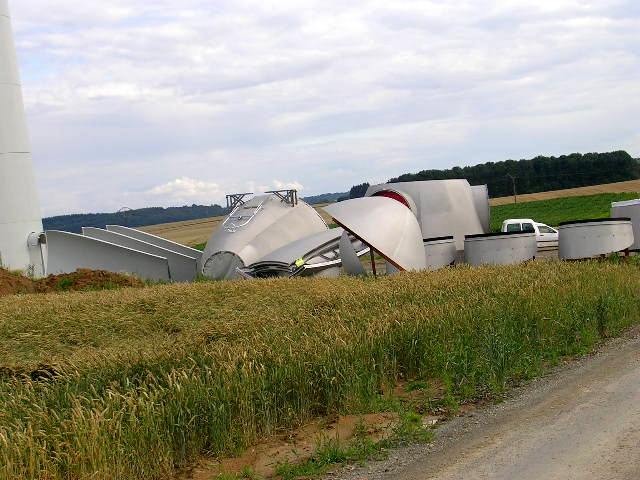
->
[147,177,222,204]
[5,0,639,216]
[273,180,304,191]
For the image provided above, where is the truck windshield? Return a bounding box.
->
[522,223,535,233]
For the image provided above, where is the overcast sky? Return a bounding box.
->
[10,0,640,216]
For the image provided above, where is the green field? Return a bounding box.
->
[1,261,639,479]
[490,192,638,231]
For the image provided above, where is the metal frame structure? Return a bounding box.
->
[223,197,266,233]
[265,189,298,206]
[226,193,253,210]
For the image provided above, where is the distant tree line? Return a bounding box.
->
[44,204,228,233]
[302,192,348,204]
[345,151,639,199]
[44,151,639,231]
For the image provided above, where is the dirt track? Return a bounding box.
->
[328,328,640,480]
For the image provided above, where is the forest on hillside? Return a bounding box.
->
[347,151,639,199]
[43,204,227,234]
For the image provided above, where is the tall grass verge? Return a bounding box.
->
[0,261,639,479]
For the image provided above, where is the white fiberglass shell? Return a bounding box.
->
[558,219,634,260]
[464,232,537,266]
[325,197,426,271]
[339,230,367,276]
[365,180,486,250]
[423,236,457,270]
[46,231,170,281]
[0,4,43,274]
[106,225,202,260]
[611,200,640,251]
[200,195,328,279]
[471,185,491,233]
[83,228,197,282]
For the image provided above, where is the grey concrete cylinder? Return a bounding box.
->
[558,218,634,260]
[464,232,537,266]
[424,236,456,270]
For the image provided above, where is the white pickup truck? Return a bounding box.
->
[501,218,559,250]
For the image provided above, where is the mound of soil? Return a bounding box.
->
[38,269,144,292]
[0,268,144,297]
[0,269,38,296]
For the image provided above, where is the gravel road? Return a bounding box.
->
[326,328,640,480]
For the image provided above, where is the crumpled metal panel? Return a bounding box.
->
[325,197,426,271]
[46,230,170,282]
[256,228,343,266]
[243,228,371,278]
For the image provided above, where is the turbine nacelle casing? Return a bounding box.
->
[365,179,488,250]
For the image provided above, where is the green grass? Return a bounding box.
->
[274,402,434,480]
[0,262,639,479]
[275,433,380,479]
[490,192,638,231]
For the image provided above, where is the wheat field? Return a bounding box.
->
[489,179,640,205]
[1,261,639,479]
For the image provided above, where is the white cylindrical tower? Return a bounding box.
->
[0,0,44,275]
